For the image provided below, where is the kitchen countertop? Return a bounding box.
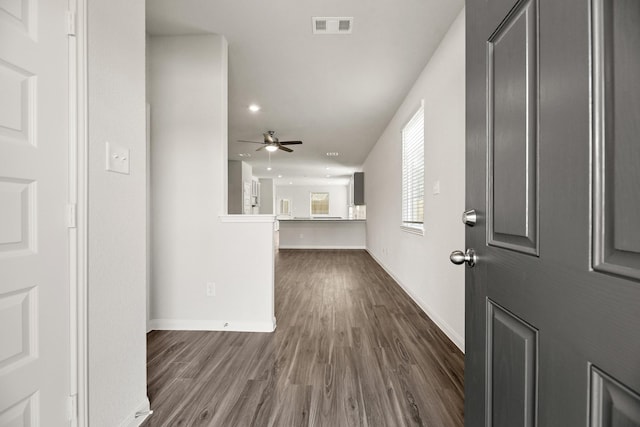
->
[277,217,365,222]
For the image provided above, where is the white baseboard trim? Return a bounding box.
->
[279,245,366,250]
[148,318,276,333]
[366,249,465,353]
[118,397,151,427]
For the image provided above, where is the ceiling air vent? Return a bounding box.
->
[312,17,353,34]
[315,19,327,32]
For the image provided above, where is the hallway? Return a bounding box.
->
[143,250,464,426]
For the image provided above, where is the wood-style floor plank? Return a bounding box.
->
[142,249,464,426]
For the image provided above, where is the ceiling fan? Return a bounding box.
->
[236,130,303,153]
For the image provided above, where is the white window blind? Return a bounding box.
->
[401,102,424,232]
[279,199,291,216]
[310,192,330,215]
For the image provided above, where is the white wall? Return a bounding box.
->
[259,178,275,214]
[363,10,466,351]
[276,184,348,218]
[87,0,149,425]
[149,35,226,324]
[214,216,275,330]
[149,35,275,332]
[228,160,255,214]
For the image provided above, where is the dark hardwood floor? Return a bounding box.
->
[142,249,464,426]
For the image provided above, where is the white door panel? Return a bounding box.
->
[0,0,71,424]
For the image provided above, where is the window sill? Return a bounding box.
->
[400,225,424,236]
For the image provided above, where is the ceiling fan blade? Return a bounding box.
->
[278,145,293,153]
[278,141,303,145]
[256,146,266,151]
[237,140,264,144]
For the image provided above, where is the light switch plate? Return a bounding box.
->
[433,180,441,195]
[106,142,130,174]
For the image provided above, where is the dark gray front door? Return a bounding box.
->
[464,0,640,425]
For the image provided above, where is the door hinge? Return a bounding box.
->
[66,11,76,36]
[68,204,77,228]
[67,394,78,423]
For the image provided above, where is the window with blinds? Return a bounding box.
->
[310,192,330,215]
[401,102,424,233]
[279,199,291,216]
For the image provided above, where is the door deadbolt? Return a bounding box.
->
[462,209,477,226]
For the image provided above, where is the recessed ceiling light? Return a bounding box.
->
[248,104,261,112]
[278,175,283,178]
[238,153,251,157]
[289,181,293,185]
[326,152,339,157]
[325,167,331,170]
[267,167,272,171]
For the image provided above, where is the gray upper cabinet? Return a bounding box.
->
[353,172,365,205]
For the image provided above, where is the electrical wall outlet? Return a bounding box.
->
[206,282,216,297]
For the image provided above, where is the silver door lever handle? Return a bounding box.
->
[450,248,477,267]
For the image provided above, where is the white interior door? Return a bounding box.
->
[0,0,71,424]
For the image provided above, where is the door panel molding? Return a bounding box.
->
[0,0,36,39]
[0,58,36,146]
[0,391,38,425]
[0,178,36,256]
[0,286,37,376]
[589,365,640,427]
[486,299,538,427]
[592,0,640,281]
[486,0,539,256]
